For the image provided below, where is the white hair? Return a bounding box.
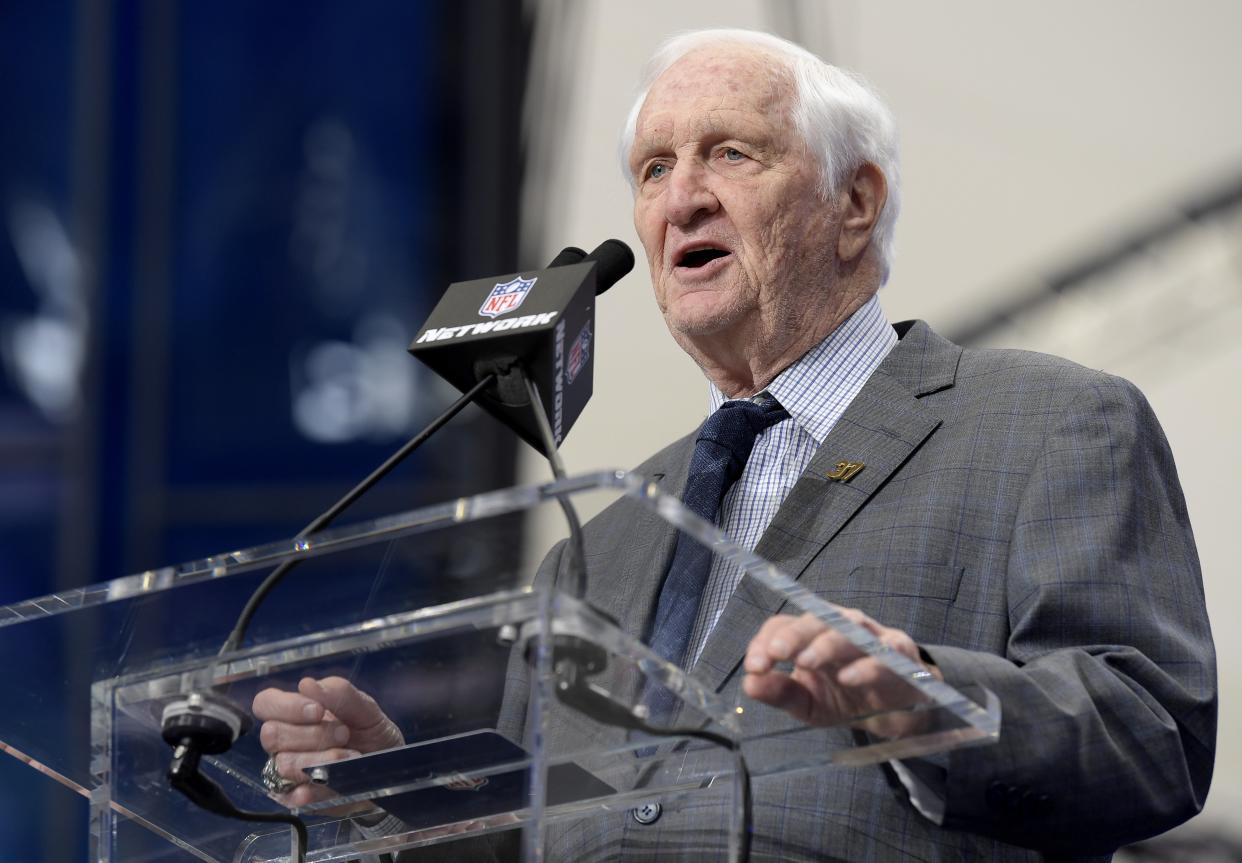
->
[620,29,901,283]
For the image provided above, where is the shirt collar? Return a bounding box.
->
[707,294,897,447]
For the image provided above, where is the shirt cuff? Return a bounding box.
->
[352,809,408,839]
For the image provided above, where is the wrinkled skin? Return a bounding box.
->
[629,44,885,398]
[629,45,937,720]
[251,676,403,811]
[743,609,941,737]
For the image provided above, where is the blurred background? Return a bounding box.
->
[1,0,1238,859]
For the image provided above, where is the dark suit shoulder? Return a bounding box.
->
[892,323,1168,497]
[895,318,1128,393]
[956,341,1110,387]
[942,337,1152,421]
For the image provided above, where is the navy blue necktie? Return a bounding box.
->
[641,395,789,725]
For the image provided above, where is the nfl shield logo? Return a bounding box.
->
[566,321,591,384]
[479,275,536,318]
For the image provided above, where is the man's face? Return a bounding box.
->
[629,46,839,356]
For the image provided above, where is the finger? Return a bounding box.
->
[878,626,921,662]
[790,608,919,668]
[741,669,815,722]
[835,656,924,706]
[793,626,864,672]
[252,687,327,724]
[838,639,939,687]
[744,613,829,672]
[273,780,336,809]
[300,677,389,732]
[748,613,800,644]
[742,616,791,673]
[273,748,361,784]
[834,614,924,667]
[838,655,893,688]
[260,717,351,754]
[833,606,887,644]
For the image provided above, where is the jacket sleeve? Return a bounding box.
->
[926,374,1216,853]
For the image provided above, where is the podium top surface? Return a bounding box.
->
[0,470,998,806]
[0,469,641,630]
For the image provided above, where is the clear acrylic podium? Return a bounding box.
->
[0,470,999,862]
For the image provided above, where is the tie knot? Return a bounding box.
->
[696,394,789,478]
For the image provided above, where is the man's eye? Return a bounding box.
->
[723,148,745,161]
[647,163,669,180]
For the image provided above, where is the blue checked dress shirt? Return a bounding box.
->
[685,294,897,665]
[681,294,954,822]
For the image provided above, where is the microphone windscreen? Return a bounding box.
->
[548,246,587,268]
[584,239,635,295]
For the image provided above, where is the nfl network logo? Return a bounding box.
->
[479,275,536,318]
[566,321,591,384]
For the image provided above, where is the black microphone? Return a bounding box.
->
[548,245,587,268]
[408,240,634,455]
[584,239,635,296]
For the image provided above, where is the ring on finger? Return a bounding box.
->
[261,755,298,794]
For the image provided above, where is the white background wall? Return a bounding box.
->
[520,0,1242,835]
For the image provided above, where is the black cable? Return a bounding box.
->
[179,373,496,860]
[519,368,588,599]
[627,718,751,863]
[550,669,752,863]
[219,373,498,656]
[638,723,752,863]
[519,364,751,860]
[168,739,309,863]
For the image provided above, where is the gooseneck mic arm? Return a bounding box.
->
[168,741,310,863]
[218,244,592,656]
[217,372,497,657]
[520,370,588,600]
[164,246,595,855]
[164,373,497,863]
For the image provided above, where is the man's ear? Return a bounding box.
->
[837,162,887,264]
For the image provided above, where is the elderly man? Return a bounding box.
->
[254,29,1215,861]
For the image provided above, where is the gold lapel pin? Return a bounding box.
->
[826,461,865,482]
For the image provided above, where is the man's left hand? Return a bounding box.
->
[742,608,941,732]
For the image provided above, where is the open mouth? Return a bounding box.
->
[676,247,731,269]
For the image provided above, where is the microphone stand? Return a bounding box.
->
[162,374,496,863]
[218,373,498,657]
[160,244,599,857]
[158,239,743,861]
[516,366,752,863]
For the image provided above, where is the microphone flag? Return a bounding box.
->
[408,261,597,454]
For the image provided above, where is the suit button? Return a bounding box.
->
[985,780,1008,811]
[1025,791,1053,815]
[631,801,662,825]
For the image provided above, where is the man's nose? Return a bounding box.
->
[663,161,718,226]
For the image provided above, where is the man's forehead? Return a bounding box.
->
[634,47,795,146]
[633,107,772,151]
[661,43,788,85]
[649,46,791,108]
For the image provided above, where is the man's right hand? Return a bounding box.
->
[252,675,404,808]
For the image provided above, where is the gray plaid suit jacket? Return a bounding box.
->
[488,319,1215,862]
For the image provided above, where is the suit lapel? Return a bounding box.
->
[689,321,961,695]
[571,436,696,741]
[586,434,696,643]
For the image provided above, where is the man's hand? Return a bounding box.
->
[742,608,941,735]
[251,676,404,808]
